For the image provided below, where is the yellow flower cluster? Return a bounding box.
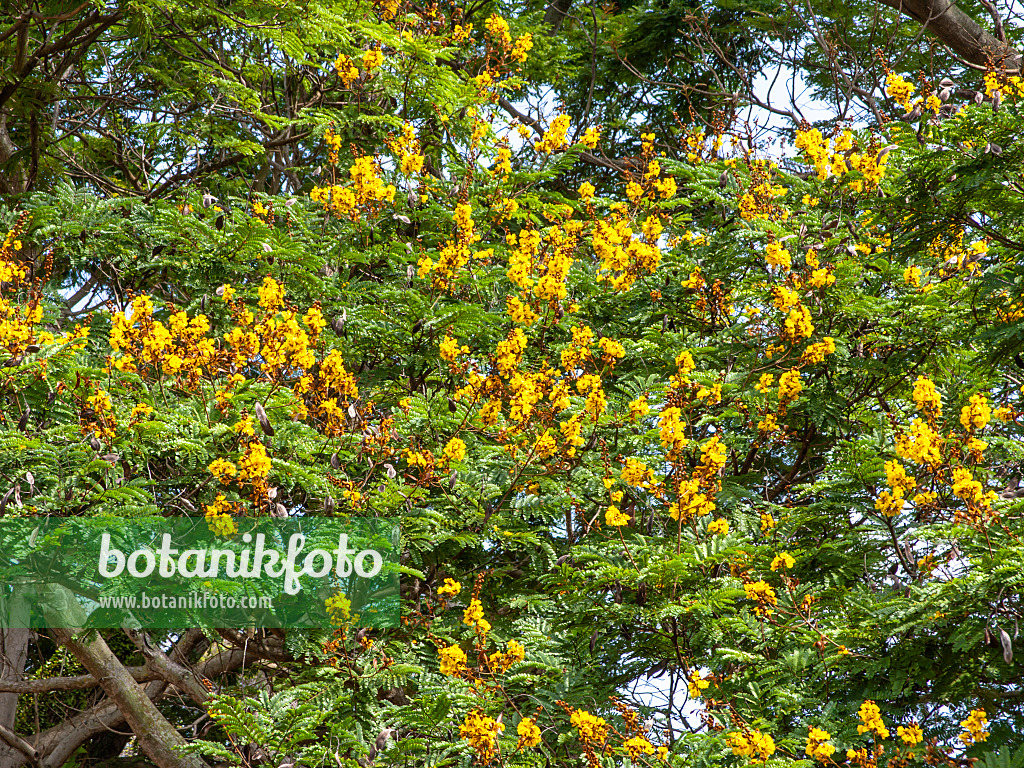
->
[488,639,525,672]
[727,729,776,761]
[310,156,395,220]
[770,551,794,570]
[687,669,710,697]
[388,122,424,176]
[885,72,915,110]
[897,723,923,745]
[569,709,608,744]
[510,32,533,63]
[960,393,991,431]
[784,305,814,341]
[959,708,989,745]
[443,437,467,463]
[324,127,342,165]
[438,578,461,597]
[778,369,803,405]
[707,518,729,536]
[765,241,791,270]
[744,581,778,616]
[592,208,662,292]
[204,494,238,537]
[605,505,630,527]
[535,114,571,153]
[333,53,358,86]
[950,467,996,519]
[439,644,468,676]
[659,407,688,456]
[895,419,943,466]
[793,128,889,191]
[623,736,655,759]
[805,727,835,761]
[857,700,890,739]
[440,332,470,362]
[324,593,352,626]
[801,337,836,365]
[463,598,491,634]
[460,710,504,764]
[517,717,542,748]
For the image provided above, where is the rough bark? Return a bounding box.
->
[0,629,29,768]
[878,0,1022,69]
[50,628,208,768]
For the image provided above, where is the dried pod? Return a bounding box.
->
[385,463,397,479]
[90,435,102,451]
[330,452,340,470]
[202,193,218,208]
[1000,627,1013,664]
[254,402,274,436]
[216,285,226,296]
[273,503,288,518]
[17,406,29,431]
[99,453,120,464]
[24,345,39,355]
[331,313,346,336]
[324,495,335,514]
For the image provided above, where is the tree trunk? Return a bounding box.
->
[878,0,1022,69]
[0,629,29,768]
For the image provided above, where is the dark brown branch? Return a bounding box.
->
[876,0,1021,70]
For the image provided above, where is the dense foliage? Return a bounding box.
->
[1,2,1024,768]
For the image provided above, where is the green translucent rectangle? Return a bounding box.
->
[0,516,399,629]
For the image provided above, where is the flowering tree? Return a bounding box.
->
[1,2,1024,768]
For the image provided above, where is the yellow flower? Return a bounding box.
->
[605,505,630,526]
[727,730,775,761]
[443,437,467,463]
[438,644,467,676]
[437,578,461,597]
[765,241,791,270]
[570,709,608,744]
[707,518,729,536]
[460,710,504,763]
[778,369,803,404]
[362,48,383,71]
[857,700,890,739]
[534,114,571,153]
[912,375,942,418]
[209,458,237,482]
[897,723,923,745]
[623,736,655,759]
[324,593,352,626]
[687,669,710,697]
[960,393,991,431]
[959,708,988,745]
[770,551,795,570]
[805,727,835,761]
[517,717,542,748]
